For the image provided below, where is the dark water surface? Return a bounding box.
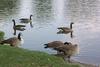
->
[0,0,100,65]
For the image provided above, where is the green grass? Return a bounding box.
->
[0,45,80,67]
[0,31,5,41]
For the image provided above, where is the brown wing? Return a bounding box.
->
[58,27,70,30]
[58,27,72,32]
[47,41,64,48]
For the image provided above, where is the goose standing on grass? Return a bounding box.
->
[54,42,79,62]
[20,15,33,23]
[58,22,74,33]
[0,33,24,47]
[12,19,26,31]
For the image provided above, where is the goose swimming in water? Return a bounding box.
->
[0,33,24,47]
[20,15,33,23]
[58,22,74,33]
[12,19,26,31]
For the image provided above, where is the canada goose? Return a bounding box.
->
[44,41,69,49]
[20,15,33,23]
[44,41,70,54]
[58,22,74,33]
[12,19,26,31]
[54,43,78,62]
[0,33,24,47]
[57,31,74,38]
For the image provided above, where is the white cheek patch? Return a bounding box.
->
[21,38,24,45]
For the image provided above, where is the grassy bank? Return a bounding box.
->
[0,45,80,67]
[0,31,5,41]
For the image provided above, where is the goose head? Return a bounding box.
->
[12,19,15,22]
[18,32,22,41]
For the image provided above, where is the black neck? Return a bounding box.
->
[13,20,16,26]
[70,23,73,29]
[18,33,21,40]
[30,15,32,20]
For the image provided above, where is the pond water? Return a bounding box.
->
[0,0,100,65]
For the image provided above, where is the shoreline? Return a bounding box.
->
[54,54,98,67]
[71,60,98,67]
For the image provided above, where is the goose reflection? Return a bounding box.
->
[57,30,74,38]
[29,21,33,28]
[13,28,25,35]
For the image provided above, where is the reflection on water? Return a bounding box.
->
[33,0,54,23]
[0,0,19,20]
[19,0,33,17]
[57,30,73,38]
[0,0,100,65]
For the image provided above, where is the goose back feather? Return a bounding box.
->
[58,22,74,33]
[44,41,69,48]
[20,15,33,23]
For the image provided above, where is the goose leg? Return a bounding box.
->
[68,56,71,63]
